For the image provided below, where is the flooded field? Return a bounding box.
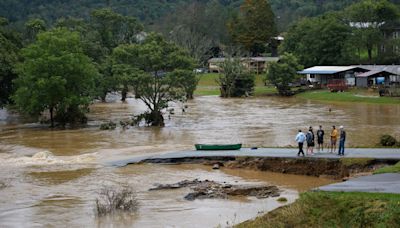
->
[0,95,399,227]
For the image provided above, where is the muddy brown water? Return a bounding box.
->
[0,95,399,227]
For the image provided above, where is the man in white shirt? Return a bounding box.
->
[295,129,306,156]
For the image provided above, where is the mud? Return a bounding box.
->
[150,179,281,201]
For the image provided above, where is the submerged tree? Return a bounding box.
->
[13,28,98,127]
[217,58,255,98]
[111,33,195,126]
[267,53,302,96]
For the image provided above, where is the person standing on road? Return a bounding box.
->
[295,130,306,156]
[330,125,338,153]
[316,125,325,152]
[338,126,346,156]
[306,126,315,155]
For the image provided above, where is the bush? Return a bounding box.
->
[0,181,9,189]
[380,135,397,147]
[100,121,117,130]
[95,185,138,216]
[217,58,255,98]
[277,197,288,202]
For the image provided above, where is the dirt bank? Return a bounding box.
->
[141,156,399,179]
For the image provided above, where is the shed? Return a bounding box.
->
[356,70,396,88]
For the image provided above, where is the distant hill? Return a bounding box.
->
[1,0,399,31]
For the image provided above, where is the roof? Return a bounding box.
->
[208,57,279,63]
[352,65,400,76]
[356,70,393,77]
[298,66,367,75]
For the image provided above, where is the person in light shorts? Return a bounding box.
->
[330,125,338,153]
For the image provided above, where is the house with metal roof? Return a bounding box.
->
[298,65,400,88]
[298,66,369,87]
[208,57,279,74]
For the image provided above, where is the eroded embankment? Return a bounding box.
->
[140,156,399,179]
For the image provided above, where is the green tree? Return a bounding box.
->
[24,18,46,44]
[0,18,21,107]
[89,8,144,101]
[13,28,98,127]
[282,13,354,67]
[170,69,199,100]
[111,44,143,101]
[267,53,303,96]
[228,0,277,55]
[345,0,400,63]
[111,33,195,126]
[217,58,255,98]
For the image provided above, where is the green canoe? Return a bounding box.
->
[195,144,242,150]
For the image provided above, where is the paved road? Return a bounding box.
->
[108,147,400,167]
[317,173,400,194]
[107,148,400,194]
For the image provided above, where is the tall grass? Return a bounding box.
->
[237,191,400,227]
[95,185,139,216]
[374,161,400,174]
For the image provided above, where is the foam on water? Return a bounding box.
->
[0,150,97,167]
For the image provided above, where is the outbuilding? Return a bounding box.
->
[355,70,394,88]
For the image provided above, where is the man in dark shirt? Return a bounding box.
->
[316,125,324,152]
[338,126,346,156]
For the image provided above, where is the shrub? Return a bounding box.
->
[95,185,138,216]
[277,197,288,202]
[0,181,9,189]
[380,135,397,147]
[100,121,117,130]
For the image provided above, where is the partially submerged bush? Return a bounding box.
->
[380,135,397,147]
[277,197,288,202]
[131,111,158,126]
[100,121,117,130]
[95,185,138,216]
[0,181,9,189]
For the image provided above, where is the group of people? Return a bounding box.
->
[295,125,346,156]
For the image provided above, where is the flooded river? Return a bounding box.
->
[0,95,399,227]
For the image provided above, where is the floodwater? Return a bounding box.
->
[0,95,399,227]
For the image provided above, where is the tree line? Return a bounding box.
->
[1,0,400,128]
[282,0,400,66]
[0,9,196,127]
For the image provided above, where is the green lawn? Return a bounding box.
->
[374,161,400,174]
[297,89,400,105]
[195,73,277,96]
[237,191,400,228]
